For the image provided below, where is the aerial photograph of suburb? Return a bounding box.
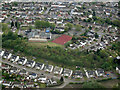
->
[0,0,120,89]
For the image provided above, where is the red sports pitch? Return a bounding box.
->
[51,34,72,45]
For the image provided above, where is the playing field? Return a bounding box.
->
[51,34,72,45]
[28,41,64,47]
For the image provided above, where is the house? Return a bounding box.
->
[53,66,63,75]
[9,55,19,62]
[9,67,18,74]
[48,19,55,24]
[49,78,57,85]
[56,19,63,24]
[0,50,4,57]
[2,81,12,87]
[26,83,34,88]
[63,68,73,77]
[2,63,10,70]
[55,27,65,32]
[0,17,5,22]
[25,60,36,68]
[116,66,120,74]
[95,68,105,77]
[12,82,23,88]
[73,70,83,78]
[28,72,37,79]
[44,65,54,73]
[34,62,44,70]
[25,19,32,24]
[86,70,95,78]
[2,51,12,59]
[19,69,28,75]
[0,79,3,84]
[17,57,27,65]
[38,75,47,83]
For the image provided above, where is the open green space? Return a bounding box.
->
[2,30,120,70]
[28,41,64,48]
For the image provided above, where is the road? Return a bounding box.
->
[2,59,76,88]
[4,15,12,24]
[2,59,118,88]
[44,7,51,15]
[2,60,61,80]
[1,59,90,88]
[79,35,102,51]
[2,60,76,82]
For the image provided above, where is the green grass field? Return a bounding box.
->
[28,41,64,48]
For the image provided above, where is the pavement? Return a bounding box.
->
[4,15,12,24]
[44,7,51,15]
[2,58,119,88]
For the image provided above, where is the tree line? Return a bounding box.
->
[2,30,120,70]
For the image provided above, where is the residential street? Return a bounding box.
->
[2,59,118,88]
[1,1,120,89]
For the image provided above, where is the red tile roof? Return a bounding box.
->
[52,34,72,45]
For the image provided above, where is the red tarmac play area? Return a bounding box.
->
[51,34,72,45]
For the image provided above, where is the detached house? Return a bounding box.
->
[2,81,12,87]
[2,64,10,70]
[95,68,104,77]
[2,51,12,59]
[19,69,28,75]
[34,62,44,70]
[38,75,47,83]
[116,66,120,74]
[86,70,95,78]
[56,19,63,24]
[26,82,34,88]
[49,78,57,85]
[63,68,73,77]
[9,55,19,62]
[12,82,23,88]
[28,72,37,79]
[53,66,63,75]
[44,65,54,73]
[9,67,18,74]
[73,70,83,78]
[25,60,36,68]
[17,57,27,65]
[0,50,4,57]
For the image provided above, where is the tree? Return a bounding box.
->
[12,2,18,6]
[35,20,45,29]
[87,18,92,22]
[11,21,14,27]
[112,20,120,27]
[15,21,20,29]
[118,11,120,17]
[35,20,54,29]
[95,33,99,38]
[93,11,96,16]
[118,1,120,8]
[101,62,110,70]
[113,83,120,88]
[1,23,9,32]
[75,24,82,31]
[28,25,34,30]
[82,81,105,88]
[105,18,111,24]
[15,21,17,28]
[60,76,64,82]
[65,23,73,30]
[99,50,109,59]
